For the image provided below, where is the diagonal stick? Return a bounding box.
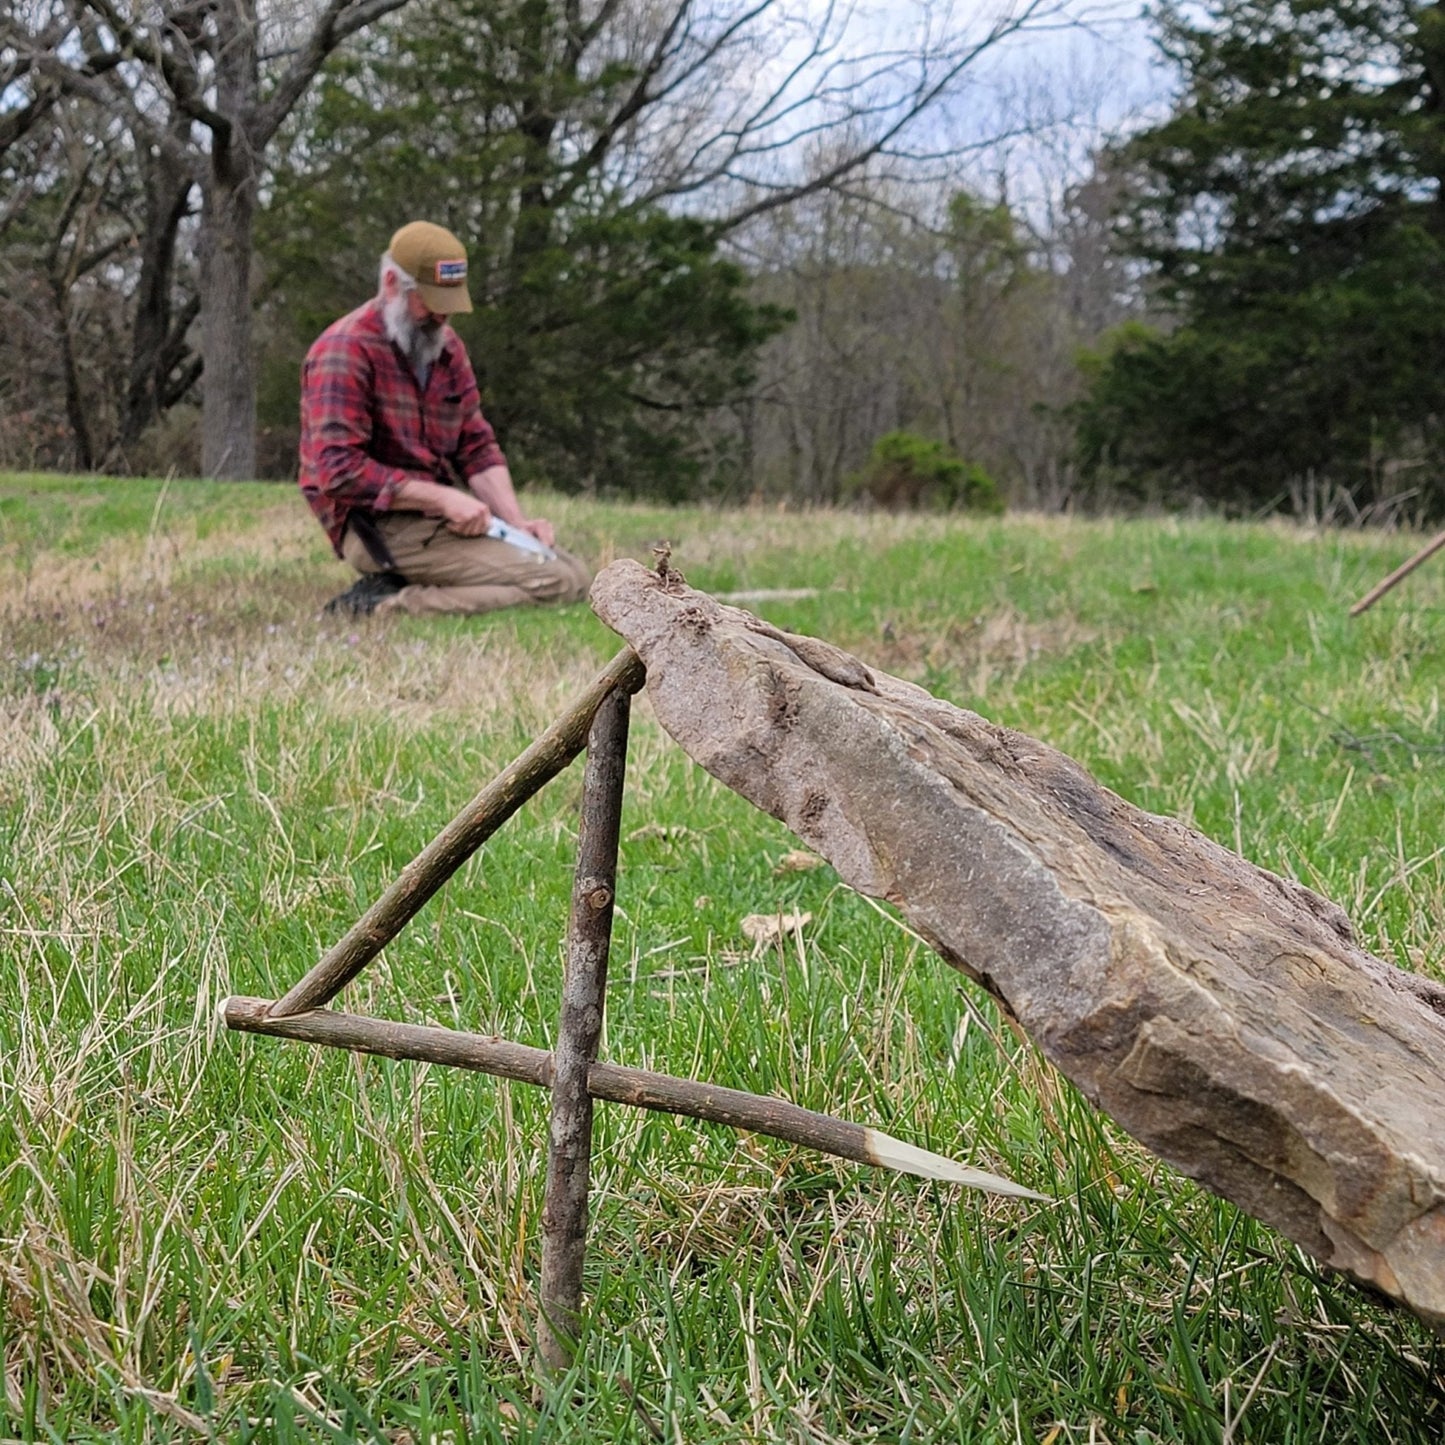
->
[269,648,645,1018]
[222,997,1047,1200]
[1349,529,1445,616]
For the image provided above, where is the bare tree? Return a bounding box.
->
[731,143,1142,509]
[489,0,1086,238]
[721,44,1150,508]
[3,0,1112,479]
[3,0,416,478]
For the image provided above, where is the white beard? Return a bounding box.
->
[381,293,447,376]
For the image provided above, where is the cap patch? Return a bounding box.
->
[434,257,467,284]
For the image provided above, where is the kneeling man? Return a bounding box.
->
[299,220,591,617]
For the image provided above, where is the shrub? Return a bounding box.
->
[123,405,203,479]
[850,431,1004,513]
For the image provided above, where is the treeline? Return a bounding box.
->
[4,0,1444,519]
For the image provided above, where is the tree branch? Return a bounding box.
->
[717,0,1057,232]
[252,0,415,148]
[75,0,233,139]
[161,349,203,409]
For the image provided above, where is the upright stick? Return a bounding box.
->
[1349,529,1445,616]
[271,648,644,1018]
[536,686,631,1373]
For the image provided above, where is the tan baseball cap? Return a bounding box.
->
[389,221,473,314]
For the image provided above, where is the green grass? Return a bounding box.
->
[1,475,1442,1442]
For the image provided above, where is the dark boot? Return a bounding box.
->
[322,572,407,617]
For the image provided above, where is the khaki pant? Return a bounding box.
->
[342,512,592,617]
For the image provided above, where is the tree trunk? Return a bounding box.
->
[486,77,559,445]
[589,560,1445,1333]
[198,150,257,480]
[197,184,256,479]
[122,148,194,449]
[199,0,260,481]
[49,274,93,471]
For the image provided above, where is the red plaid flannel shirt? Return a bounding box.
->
[298,299,507,556]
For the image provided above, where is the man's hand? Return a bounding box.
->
[467,466,556,550]
[440,488,492,536]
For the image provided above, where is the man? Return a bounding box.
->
[299,220,591,617]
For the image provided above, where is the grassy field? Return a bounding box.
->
[1,472,1442,1443]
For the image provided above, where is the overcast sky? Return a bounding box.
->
[765,0,1176,214]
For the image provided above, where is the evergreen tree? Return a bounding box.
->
[257,0,791,498]
[1076,0,1445,513]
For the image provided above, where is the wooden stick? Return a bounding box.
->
[537,687,631,1373]
[221,997,1047,1199]
[269,648,646,1018]
[1349,529,1445,616]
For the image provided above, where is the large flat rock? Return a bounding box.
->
[590,559,1445,1329]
